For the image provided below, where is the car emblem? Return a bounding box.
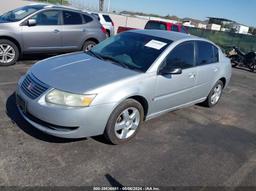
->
[27,82,34,91]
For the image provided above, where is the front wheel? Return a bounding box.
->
[203,80,224,108]
[0,39,19,66]
[104,99,144,145]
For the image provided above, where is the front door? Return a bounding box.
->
[21,10,62,53]
[152,41,198,113]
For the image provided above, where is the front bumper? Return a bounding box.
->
[16,78,116,139]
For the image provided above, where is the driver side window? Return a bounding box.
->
[31,10,61,26]
[162,41,195,70]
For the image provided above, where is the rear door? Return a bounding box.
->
[21,10,62,53]
[195,41,221,98]
[153,41,198,113]
[61,10,88,51]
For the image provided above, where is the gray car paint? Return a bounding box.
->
[16,30,232,138]
[0,4,106,54]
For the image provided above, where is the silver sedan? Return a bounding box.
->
[16,30,232,144]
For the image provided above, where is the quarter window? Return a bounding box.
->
[163,41,195,70]
[196,41,219,66]
[32,10,60,25]
[83,14,93,23]
[63,11,82,25]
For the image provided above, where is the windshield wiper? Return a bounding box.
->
[100,55,129,69]
[87,50,104,60]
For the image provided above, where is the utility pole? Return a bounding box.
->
[99,0,104,12]
[107,0,111,12]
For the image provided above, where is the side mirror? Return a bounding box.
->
[27,19,36,26]
[159,67,182,75]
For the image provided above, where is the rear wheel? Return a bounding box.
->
[203,80,224,108]
[104,99,144,145]
[82,40,97,52]
[0,39,19,66]
[248,61,256,72]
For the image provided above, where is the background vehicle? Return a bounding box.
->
[90,12,115,37]
[0,4,107,66]
[117,20,188,34]
[227,46,256,72]
[16,30,231,144]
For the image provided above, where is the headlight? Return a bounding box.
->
[45,89,96,107]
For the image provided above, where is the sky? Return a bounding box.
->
[69,0,256,27]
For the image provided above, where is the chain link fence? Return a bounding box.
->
[188,27,256,53]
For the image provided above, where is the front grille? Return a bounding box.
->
[21,74,49,99]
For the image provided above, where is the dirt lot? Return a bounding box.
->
[0,58,256,188]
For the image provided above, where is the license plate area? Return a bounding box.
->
[16,94,27,113]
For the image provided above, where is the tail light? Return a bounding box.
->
[101,25,107,34]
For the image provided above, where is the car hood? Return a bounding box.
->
[30,52,139,94]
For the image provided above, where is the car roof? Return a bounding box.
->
[27,3,83,13]
[130,29,201,42]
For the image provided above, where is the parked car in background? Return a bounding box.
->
[90,12,115,37]
[16,30,231,144]
[117,20,188,34]
[0,4,107,66]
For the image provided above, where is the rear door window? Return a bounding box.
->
[63,11,82,25]
[196,41,219,66]
[145,21,167,30]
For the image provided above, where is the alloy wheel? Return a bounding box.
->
[210,84,222,105]
[84,43,96,52]
[0,44,15,64]
[114,107,140,139]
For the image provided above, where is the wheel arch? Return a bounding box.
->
[127,95,149,120]
[0,36,22,55]
[219,77,226,88]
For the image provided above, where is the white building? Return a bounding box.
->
[233,24,249,34]
[207,23,221,31]
[197,23,207,29]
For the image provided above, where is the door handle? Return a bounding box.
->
[82,29,86,32]
[53,29,60,33]
[188,73,196,79]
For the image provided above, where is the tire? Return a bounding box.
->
[104,99,144,145]
[106,31,110,38]
[248,61,256,72]
[82,40,97,52]
[0,39,19,66]
[203,80,224,108]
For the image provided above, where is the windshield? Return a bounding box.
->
[0,6,42,22]
[90,32,172,72]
